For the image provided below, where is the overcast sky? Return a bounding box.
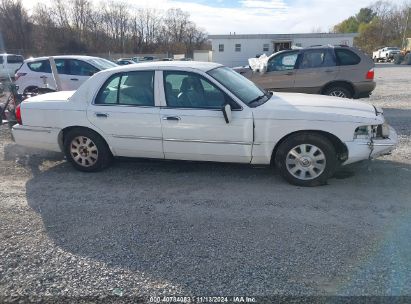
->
[22,0,406,34]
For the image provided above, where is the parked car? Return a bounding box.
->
[373,47,401,62]
[12,62,397,186]
[14,55,118,94]
[237,45,376,99]
[132,56,158,63]
[116,58,135,65]
[0,53,24,80]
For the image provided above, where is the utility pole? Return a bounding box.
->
[402,8,410,49]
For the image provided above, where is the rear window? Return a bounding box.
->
[7,55,24,64]
[335,49,361,66]
[27,60,51,73]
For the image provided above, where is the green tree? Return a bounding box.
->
[333,16,360,33]
[356,8,376,24]
[354,20,382,53]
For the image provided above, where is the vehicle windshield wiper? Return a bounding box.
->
[248,91,272,105]
[248,94,266,105]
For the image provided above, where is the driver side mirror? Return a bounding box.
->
[260,65,267,74]
[222,103,232,124]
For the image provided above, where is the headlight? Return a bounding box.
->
[355,124,390,140]
[377,123,390,138]
[354,126,371,139]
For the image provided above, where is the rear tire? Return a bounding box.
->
[63,128,112,172]
[275,133,338,187]
[23,86,39,94]
[324,85,352,99]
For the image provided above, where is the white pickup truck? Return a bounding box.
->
[372,47,401,62]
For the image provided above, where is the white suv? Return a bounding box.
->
[15,55,117,94]
[0,54,24,80]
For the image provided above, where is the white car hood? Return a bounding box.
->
[254,92,383,124]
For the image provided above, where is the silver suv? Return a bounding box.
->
[239,46,376,99]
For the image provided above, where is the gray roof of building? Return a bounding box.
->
[208,33,358,39]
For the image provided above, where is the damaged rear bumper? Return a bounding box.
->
[343,125,398,165]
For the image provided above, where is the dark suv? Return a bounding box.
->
[239,46,376,99]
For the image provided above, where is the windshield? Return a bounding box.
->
[88,58,118,70]
[208,67,267,106]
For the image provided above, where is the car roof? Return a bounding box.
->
[103,61,223,73]
[23,55,103,62]
[268,45,362,58]
[0,53,23,57]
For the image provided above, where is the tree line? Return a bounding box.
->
[333,1,411,53]
[0,0,209,57]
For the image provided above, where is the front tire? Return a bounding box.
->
[275,133,338,186]
[63,128,112,172]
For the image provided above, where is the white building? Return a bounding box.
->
[208,33,358,67]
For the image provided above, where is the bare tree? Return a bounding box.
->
[0,0,31,52]
[1,0,209,57]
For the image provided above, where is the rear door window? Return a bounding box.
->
[27,60,51,73]
[95,71,155,106]
[299,49,335,69]
[0,56,3,64]
[335,49,361,66]
[118,71,154,106]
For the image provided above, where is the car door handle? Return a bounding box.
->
[163,116,181,121]
[95,113,109,118]
[70,78,79,81]
[40,75,47,79]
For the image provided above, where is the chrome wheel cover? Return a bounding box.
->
[329,90,347,98]
[286,144,326,181]
[70,136,99,167]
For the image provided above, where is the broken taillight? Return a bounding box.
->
[15,104,22,125]
[15,72,27,81]
[366,68,374,80]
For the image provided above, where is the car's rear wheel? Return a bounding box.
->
[64,128,112,172]
[275,133,338,186]
[324,85,352,99]
[23,86,38,94]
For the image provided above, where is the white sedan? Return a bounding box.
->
[12,62,397,186]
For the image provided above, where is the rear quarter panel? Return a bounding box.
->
[336,49,374,85]
[14,96,95,152]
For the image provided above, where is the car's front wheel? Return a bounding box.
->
[63,128,112,172]
[275,133,338,186]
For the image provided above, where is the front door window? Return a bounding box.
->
[267,52,299,72]
[163,71,238,109]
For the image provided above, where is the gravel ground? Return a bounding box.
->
[1,64,411,300]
